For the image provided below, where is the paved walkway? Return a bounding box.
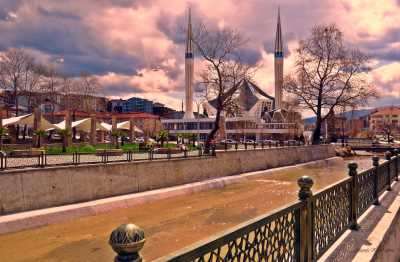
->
[0,157,372,261]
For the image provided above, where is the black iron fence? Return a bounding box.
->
[0,147,213,171]
[108,149,400,262]
[0,141,318,171]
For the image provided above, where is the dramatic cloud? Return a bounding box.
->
[0,0,398,111]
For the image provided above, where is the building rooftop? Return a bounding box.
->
[48,110,160,119]
[371,107,400,116]
[208,79,274,111]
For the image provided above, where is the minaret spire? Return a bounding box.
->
[274,6,284,110]
[275,6,283,57]
[186,8,193,55]
[184,7,194,119]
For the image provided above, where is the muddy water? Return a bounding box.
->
[0,157,373,262]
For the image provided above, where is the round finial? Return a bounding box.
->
[385,151,392,160]
[372,155,380,166]
[297,176,314,200]
[109,224,145,262]
[393,149,399,156]
[348,162,358,169]
[348,162,358,177]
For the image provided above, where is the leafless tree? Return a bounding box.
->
[0,48,35,115]
[193,23,254,150]
[76,71,102,113]
[22,63,47,111]
[41,64,61,121]
[284,24,377,144]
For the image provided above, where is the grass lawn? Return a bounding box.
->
[44,143,198,154]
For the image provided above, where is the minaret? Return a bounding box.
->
[183,8,194,119]
[274,7,284,110]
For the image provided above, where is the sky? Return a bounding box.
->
[0,0,399,113]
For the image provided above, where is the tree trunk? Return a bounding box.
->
[62,137,67,153]
[16,124,20,142]
[23,124,27,140]
[312,117,322,145]
[205,109,221,152]
[72,111,76,141]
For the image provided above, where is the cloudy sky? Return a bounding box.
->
[0,0,399,112]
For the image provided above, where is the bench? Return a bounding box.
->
[95,149,124,156]
[8,149,44,158]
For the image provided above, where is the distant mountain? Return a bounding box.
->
[303,109,374,124]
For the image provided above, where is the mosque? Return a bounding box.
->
[161,9,303,142]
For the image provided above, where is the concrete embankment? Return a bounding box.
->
[0,145,334,215]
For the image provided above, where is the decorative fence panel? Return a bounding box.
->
[377,161,388,194]
[357,168,375,217]
[390,159,397,182]
[161,202,303,262]
[312,179,351,259]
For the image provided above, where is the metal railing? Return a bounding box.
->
[0,147,215,171]
[107,149,400,262]
[0,141,318,171]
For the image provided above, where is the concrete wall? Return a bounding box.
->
[0,145,334,215]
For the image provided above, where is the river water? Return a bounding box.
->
[0,156,374,261]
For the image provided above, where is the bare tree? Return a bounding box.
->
[284,24,377,144]
[22,62,47,111]
[76,71,102,112]
[0,48,34,116]
[193,24,253,150]
[41,64,61,122]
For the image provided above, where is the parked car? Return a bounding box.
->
[50,133,62,141]
[135,137,145,143]
[263,139,276,144]
[285,140,297,145]
[220,139,236,144]
[243,139,255,144]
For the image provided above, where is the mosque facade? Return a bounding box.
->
[161,8,303,141]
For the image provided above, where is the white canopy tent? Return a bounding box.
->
[99,122,112,131]
[52,118,109,132]
[117,121,143,133]
[96,121,143,133]
[2,114,57,130]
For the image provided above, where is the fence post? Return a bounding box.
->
[261,141,264,149]
[372,156,380,205]
[235,142,238,151]
[0,152,3,170]
[253,141,256,150]
[40,151,45,168]
[385,151,392,191]
[244,142,247,150]
[348,162,359,230]
[393,149,399,181]
[109,224,145,262]
[212,144,216,156]
[297,176,314,262]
